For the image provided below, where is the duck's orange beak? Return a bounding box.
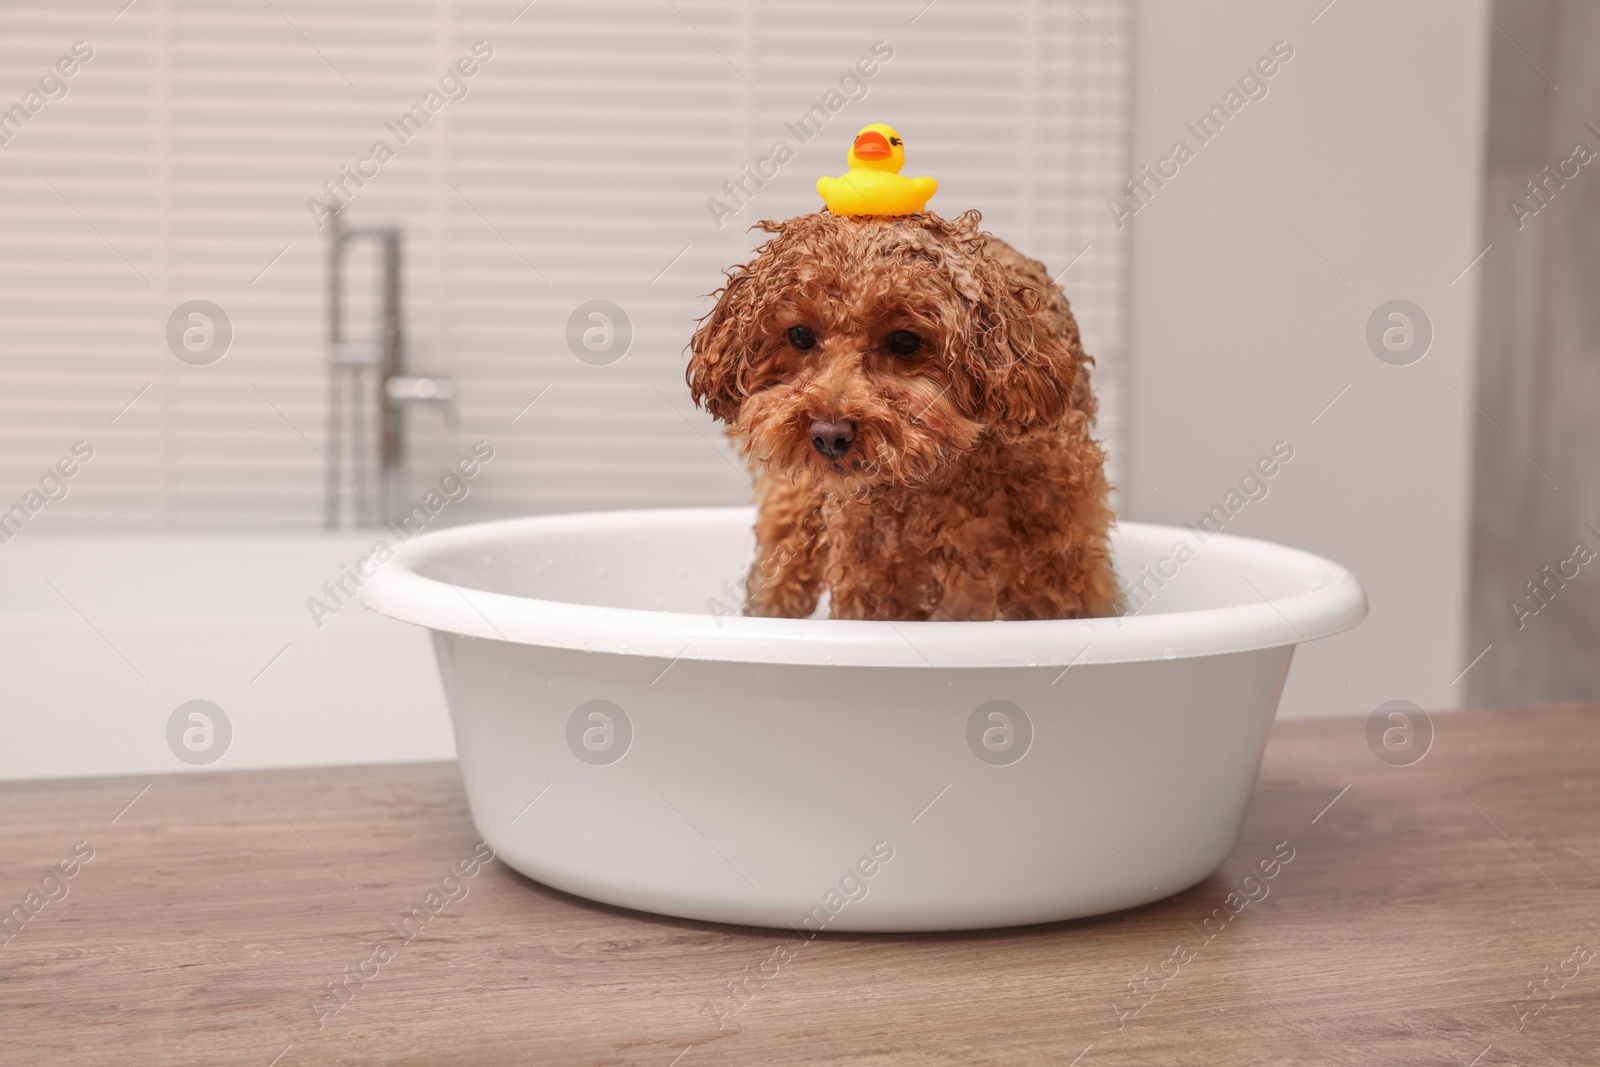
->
[852,131,892,161]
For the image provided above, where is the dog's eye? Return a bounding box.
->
[787,325,817,351]
[886,330,923,357]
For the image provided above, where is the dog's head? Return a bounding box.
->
[687,210,1083,494]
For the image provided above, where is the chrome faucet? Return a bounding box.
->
[324,209,455,528]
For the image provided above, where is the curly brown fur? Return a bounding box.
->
[688,209,1122,621]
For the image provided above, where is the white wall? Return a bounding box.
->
[1125,0,1488,717]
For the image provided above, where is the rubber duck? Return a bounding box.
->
[817,123,938,217]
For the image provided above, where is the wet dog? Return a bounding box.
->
[687,209,1120,621]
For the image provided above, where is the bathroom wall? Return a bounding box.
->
[1126,0,1490,718]
[0,0,1131,531]
[1466,1,1600,707]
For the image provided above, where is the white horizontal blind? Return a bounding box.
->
[0,0,1130,531]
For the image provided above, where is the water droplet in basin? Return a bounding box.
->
[1163,647,1177,660]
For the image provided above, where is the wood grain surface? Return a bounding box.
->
[2,705,1597,1066]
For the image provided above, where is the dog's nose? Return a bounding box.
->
[809,419,855,458]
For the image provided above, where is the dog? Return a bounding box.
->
[686,209,1121,622]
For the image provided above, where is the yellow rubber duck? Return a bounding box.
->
[817,123,938,217]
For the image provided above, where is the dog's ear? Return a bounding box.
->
[951,243,1083,439]
[688,220,793,423]
[686,267,756,423]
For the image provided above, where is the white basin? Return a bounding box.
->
[359,506,1366,931]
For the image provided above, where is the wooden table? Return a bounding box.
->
[3,706,1597,1066]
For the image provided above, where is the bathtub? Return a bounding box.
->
[0,534,452,781]
[361,506,1367,931]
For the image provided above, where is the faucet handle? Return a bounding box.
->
[385,376,457,403]
[386,375,459,429]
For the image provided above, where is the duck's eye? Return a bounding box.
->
[889,137,902,146]
[787,325,817,351]
[886,329,922,357]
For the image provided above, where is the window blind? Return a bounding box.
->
[0,0,1131,530]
